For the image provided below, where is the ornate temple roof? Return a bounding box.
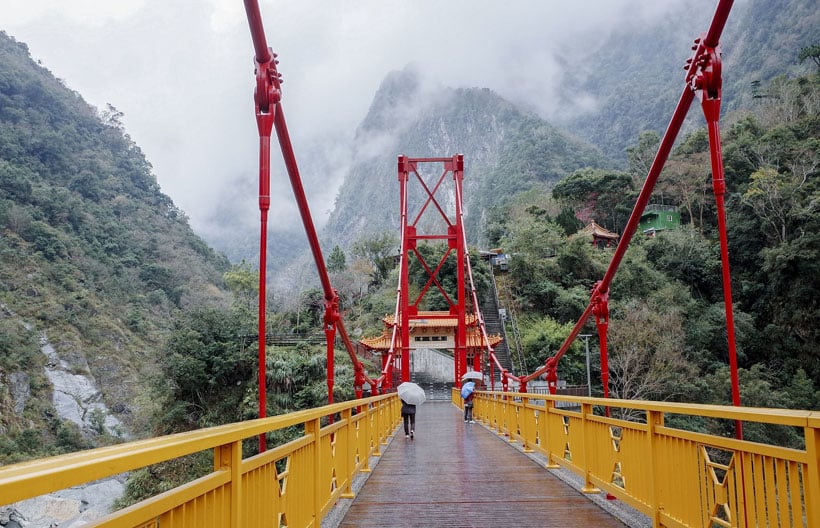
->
[359,327,502,351]
[382,310,479,327]
[577,220,620,240]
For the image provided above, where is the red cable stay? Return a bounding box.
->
[242,0,378,451]
[242,0,743,446]
[511,0,743,438]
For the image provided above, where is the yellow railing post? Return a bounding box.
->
[499,396,512,439]
[580,402,599,494]
[380,399,391,446]
[307,417,322,528]
[340,408,355,499]
[520,396,534,452]
[214,440,242,528]
[645,409,662,528]
[361,402,374,471]
[543,400,559,469]
[806,413,820,527]
[510,399,521,443]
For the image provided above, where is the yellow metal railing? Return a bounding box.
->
[0,394,400,528]
[454,389,820,528]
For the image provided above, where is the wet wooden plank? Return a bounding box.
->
[338,401,627,528]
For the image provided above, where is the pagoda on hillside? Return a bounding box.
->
[577,220,620,248]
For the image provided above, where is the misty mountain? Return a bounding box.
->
[215,0,818,274]
[323,66,610,251]
[559,0,819,161]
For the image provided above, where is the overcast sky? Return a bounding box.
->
[1,0,694,239]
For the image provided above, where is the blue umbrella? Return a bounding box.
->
[460,381,475,399]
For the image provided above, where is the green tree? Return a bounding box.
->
[351,233,398,287]
[607,297,696,413]
[643,226,721,301]
[552,168,634,233]
[293,288,324,333]
[519,315,583,380]
[266,343,343,410]
[798,44,820,69]
[153,308,256,433]
[327,245,347,273]
[554,206,583,236]
[626,130,660,184]
[655,154,711,230]
[741,166,814,244]
[223,260,258,311]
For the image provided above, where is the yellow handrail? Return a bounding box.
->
[0,394,401,528]
[460,389,820,528]
[4,391,818,528]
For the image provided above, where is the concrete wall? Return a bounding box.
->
[409,348,454,381]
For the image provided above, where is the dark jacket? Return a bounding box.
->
[401,399,416,415]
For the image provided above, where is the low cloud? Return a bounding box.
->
[0,0,694,249]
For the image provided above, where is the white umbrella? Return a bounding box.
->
[397,382,426,406]
[461,370,483,382]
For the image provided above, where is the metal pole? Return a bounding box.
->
[580,334,592,396]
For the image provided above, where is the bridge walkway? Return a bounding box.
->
[330,401,630,528]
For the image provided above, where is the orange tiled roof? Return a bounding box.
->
[382,311,478,327]
[359,328,502,351]
[578,220,619,240]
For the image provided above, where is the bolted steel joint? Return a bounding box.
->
[254,48,282,115]
[686,34,722,102]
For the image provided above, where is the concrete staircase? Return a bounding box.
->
[481,266,514,375]
[409,348,456,400]
[409,371,453,401]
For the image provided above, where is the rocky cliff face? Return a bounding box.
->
[1,315,126,526]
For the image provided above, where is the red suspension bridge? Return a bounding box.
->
[245,0,742,434]
[2,1,819,527]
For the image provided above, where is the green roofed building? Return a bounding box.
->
[640,205,680,236]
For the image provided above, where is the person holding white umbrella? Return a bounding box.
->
[400,399,416,438]
[397,382,425,439]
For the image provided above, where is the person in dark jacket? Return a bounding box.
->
[401,399,416,438]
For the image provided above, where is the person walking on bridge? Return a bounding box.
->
[401,399,416,438]
[462,381,476,423]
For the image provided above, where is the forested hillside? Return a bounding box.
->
[0,32,232,459]
[484,71,820,444]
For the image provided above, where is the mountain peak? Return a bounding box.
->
[360,64,422,132]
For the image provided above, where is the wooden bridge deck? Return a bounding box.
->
[333,401,629,528]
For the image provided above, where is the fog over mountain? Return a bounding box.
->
[0,1,715,255]
[2,0,816,293]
